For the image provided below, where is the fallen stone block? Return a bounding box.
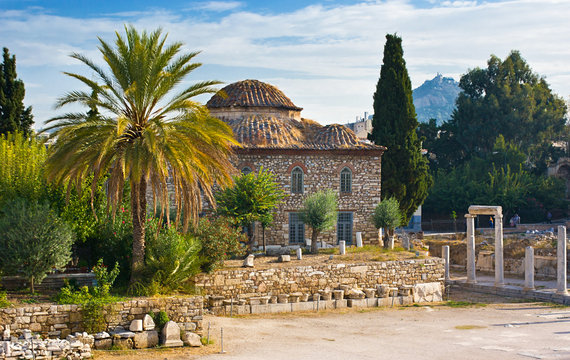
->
[133,331,159,349]
[161,321,183,348]
[182,332,202,347]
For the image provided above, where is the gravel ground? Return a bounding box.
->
[93,288,570,360]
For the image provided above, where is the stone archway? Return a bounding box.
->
[465,205,504,287]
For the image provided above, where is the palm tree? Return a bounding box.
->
[43,26,237,283]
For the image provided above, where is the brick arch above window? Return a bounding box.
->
[287,162,308,174]
[335,163,356,175]
[237,162,256,174]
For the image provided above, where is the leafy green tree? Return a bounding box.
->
[0,132,48,205]
[0,48,33,136]
[43,26,236,284]
[449,51,566,167]
[215,168,285,251]
[299,190,338,254]
[192,216,246,272]
[372,197,402,248]
[0,198,74,293]
[368,34,432,222]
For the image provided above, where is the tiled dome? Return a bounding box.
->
[313,124,362,147]
[207,79,302,111]
[228,115,303,147]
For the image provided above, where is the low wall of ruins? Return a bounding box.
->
[194,258,445,299]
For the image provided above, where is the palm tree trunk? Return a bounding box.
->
[130,177,147,285]
[311,229,319,254]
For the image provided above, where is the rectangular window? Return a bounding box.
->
[337,212,353,245]
[289,212,305,244]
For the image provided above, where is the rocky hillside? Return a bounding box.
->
[413,74,460,125]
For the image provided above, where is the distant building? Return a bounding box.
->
[207,80,386,246]
[346,112,373,140]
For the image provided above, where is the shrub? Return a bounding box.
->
[92,259,120,297]
[149,310,170,331]
[0,291,11,308]
[140,219,202,295]
[82,298,108,333]
[192,217,246,272]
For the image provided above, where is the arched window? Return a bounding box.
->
[241,166,252,175]
[291,166,304,194]
[340,167,352,193]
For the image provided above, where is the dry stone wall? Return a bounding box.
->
[194,258,444,299]
[0,296,203,339]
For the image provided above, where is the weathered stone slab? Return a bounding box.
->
[243,254,255,268]
[278,255,291,263]
[182,332,202,347]
[129,319,143,332]
[142,314,155,331]
[161,321,183,348]
[133,331,159,349]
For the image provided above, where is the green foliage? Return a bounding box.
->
[450,51,566,164]
[0,291,11,308]
[368,34,432,222]
[54,285,93,305]
[149,310,170,331]
[0,48,33,136]
[299,190,338,253]
[192,217,247,272]
[215,168,285,248]
[141,219,202,294]
[92,259,120,298]
[82,298,108,333]
[424,134,567,221]
[0,198,74,293]
[44,26,237,284]
[372,198,402,231]
[0,132,50,206]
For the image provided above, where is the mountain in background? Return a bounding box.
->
[413,74,460,125]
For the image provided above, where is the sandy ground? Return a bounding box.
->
[93,289,570,360]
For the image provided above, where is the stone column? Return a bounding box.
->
[465,214,477,284]
[524,246,534,291]
[494,214,504,287]
[296,248,303,260]
[356,232,363,247]
[443,245,450,281]
[339,240,346,255]
[557,226,567,295]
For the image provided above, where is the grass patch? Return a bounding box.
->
[455,325,486,330]
[201,337,215,346]
[443,300,487,308]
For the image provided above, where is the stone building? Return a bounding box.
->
[207,80,385,246]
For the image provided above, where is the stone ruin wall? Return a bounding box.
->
[0,296,203,339]
[236,151,382,247]
[194,258,444,299]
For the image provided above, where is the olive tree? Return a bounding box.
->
[0,198,74,292]
[299,190,338,254]
[372,198,402,249]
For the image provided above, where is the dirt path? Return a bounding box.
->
[93,290,570,360]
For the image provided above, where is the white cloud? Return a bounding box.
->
[2,0,570,128]
[192,1,242,12]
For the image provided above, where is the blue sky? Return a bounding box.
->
[1,0,569,128]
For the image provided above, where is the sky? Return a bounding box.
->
[1,0,570,129]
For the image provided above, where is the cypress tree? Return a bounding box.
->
[368,34,432,223]
[0,48,34,136]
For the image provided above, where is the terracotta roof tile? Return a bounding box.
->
[207,79,303,111]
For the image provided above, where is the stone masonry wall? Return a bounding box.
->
[0,296,203,339]
[194,258,444,299]
[235,150,382,246]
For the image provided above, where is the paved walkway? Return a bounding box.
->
[449,272,570,305]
